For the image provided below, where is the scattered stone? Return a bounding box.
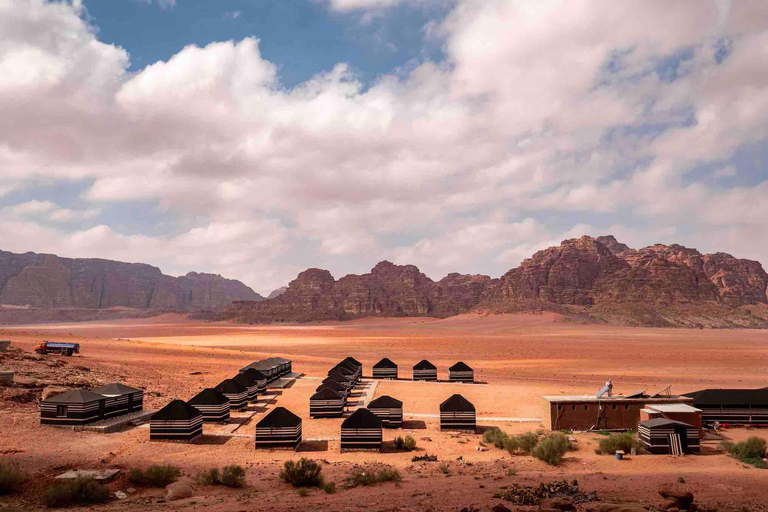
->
[420,437,432,442]
[659,484,694,510]
[493,505,512,512]
[677,477,685,484]
[597,504,649,512]
[476,446,489,452]
[540,497,576,511]
[126,488,136,494]
[165,482,194,501]
[115,491,128,500]
[190,371,202,375]
[55,469,122,483]
[497,480,599,506]
[42,386,69,401]
[460,507,479,512]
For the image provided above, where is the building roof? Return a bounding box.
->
[43,388,105,404]
[152,400,202,421]
[449,362,472,371]
[341,408,382,429]
[368,395,403,408]
[440,394,475,412]
[644,403,701,413]
[311,388,343,400]
[257,407,301,428]
[214,379,247,394]
[240,368,267,381]
[342,357,362,368]
[317,381,346,393]
[414,359,436,370]
[91,383,142,396]
[639,418,694,429]
[188,388,229,406]
[373,358,397,368]
[542,395,694,404]
[683,388,768,406]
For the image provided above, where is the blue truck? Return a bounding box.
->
[34,341,80,356]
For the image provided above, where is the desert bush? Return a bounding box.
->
[395,435,418,451]
[280,458,324,488]
[728,437,767,460]
[482,428,508,449]
[516,432,540,453]
[220,465,246,488]
[596,432,642,455]
[44,477,109,508]
[346,468,401,487]
[412,453,438,462]
[532,433,572,466]
[439,464,450,475]
[322,482,337,494]
[129,465,180,487]
[0,463,26,495]
[195,467,220,486]
[298,488,309,497]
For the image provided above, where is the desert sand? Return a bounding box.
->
[1,313,767,511]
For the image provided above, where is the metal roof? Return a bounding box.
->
[542,394,693,403]
[644,403,701,413]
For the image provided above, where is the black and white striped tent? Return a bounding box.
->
[255,407,302,450]
[373,358,398,380]
[331,360,360,382]
[214,379,249,410]
[683,388,768,426]
[232,372,260,402]
[150,400,203,442]
[240,368,268,395]
[448,362,474,383]
[188,388,231,422]
[439,394,476,432]
[328,364,357,383]
[40,389,106,426]
[310,388,346,418]
[638,418,700,455]
[413,360,438,381]
[241,361,279,383]
[316,380,349,398]
[367,395,403,428]
[264,357,292,377]
[91,383,144,417]
[340,358,363,381]
[341,408,383,452]
[324,372,353,391]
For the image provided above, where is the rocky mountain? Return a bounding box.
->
[267,286,288,299]
[220,236,768,327]
[0,250,263,312]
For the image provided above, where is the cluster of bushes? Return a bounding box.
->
[280,458,324,488]
[531,432,573,466]
[345,468,401,487]
[482,429,539,454]
[195,465,246,488]
[722,437,768,469]
[394,435,417,451]
[45,477,109,508]
[411,453,438,462]
[595,432,643,455]
[0,463,26,495]
[128,465,181,487]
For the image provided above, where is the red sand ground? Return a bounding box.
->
[1,313,767,511]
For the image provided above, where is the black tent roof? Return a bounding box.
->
[683,388,768,406]
[325,372,351,383]
[414,359,436,370]
[341,407,382,428]
[342,357,362,368]
[215,379,247,394]
[317,381,346,393]
[43,389,105,404]
[232,372,257,387]
[91,383,142,395]
[639,418,694,429]
[152,400,203,421]
[329,365,354,376]
[440,394,475,412]
[247,361,277,371]
[449,362,472,371]
[241,368,267,381]
[311,388,343,400]
[368,395,403,408]
[257,406,301,428]
[331,360,358,372]
[373,358,397,368]
[188,388,229,406]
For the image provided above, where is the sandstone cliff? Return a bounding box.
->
[0,250,263,312]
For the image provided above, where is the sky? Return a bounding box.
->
[0,0,767,296]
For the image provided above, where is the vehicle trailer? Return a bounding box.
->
[34,341,80,356]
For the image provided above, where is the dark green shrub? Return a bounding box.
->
[195,468,220,486]
[395,435,417,451]
[532,433,572,466]
[482,428,508,449]
[345,468,401,487]
[412,453,438,462]
[45,477,109,508]
[0,463,26,495]
[516,432,540,453]
[220,465,246,488]
[322,481,337,494]
[128,465,180,487]
[729,437,767,460]
[280,458,324,487]
[297,488,309,497]
[597,432,642,455]
[439,464,450,475]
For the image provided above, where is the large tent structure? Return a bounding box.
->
[328,364,356,383]
[91,383,144,417]
[367,395,403,428]
[372,358,398,380]
[240,361,279,383]
[638,418,700,455]
[232,372,260,403]
[331,359,360,378]
[316,380,349,398]
[214,379,249,411]
[340,358,363,381]
[150,400,203,442]
[255,407,302,450]
[340,408,383,452]
[683,388,768,426]
[188,388,231,422]
[263,357,292,377]
[240,368,268,395]
[413,360,438,381]
[40,389,106,426]
[310,388,346,418]
[439,394,476,432]
[324,373,353,391]
[448,362,474,383]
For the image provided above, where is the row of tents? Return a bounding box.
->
[374,358,474,383]
[310,357,363,417]
[40,383,143,426]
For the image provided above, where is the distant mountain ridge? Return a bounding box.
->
[219,235,768,328]
[0,249,263,312]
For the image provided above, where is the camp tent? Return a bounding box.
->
[188,388,231,422]
[341,408,382,452]
[40,389,106,426]
[324,373,353,391]
[439,394,476,432]
[316,380,349,398]
[372,358,398,380]
[310,388,345,418]
[255,407,302,450]
[683,388,768,426]
[91,383,144,417]
[241,361,279,383]
[413,360,438,381]
[150,400,203,442]
[232,372,260,402]
[638,418,700,454]
[214,379,249,410]
[367,395,403,428]
[448,362,474,383]
[240,368,268,395]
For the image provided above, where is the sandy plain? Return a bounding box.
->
[1,312,767,511]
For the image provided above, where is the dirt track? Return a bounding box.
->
[1,313,767,511]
